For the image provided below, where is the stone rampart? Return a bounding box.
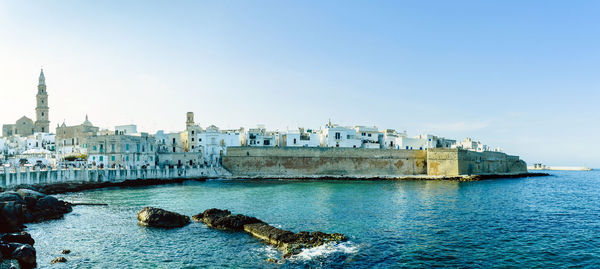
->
[222,147,427,177]
[427,148,527,176]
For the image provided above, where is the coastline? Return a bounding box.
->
[1,172,550,195]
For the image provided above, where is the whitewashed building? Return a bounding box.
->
[320,121,361,148]
[456,138,488,152]
[354,126,381,149]
[197,125,242,165]
[246,125,277,147]
[281,128,320,147]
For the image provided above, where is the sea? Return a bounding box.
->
[27,171,600,268]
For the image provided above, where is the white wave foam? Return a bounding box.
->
[291,241,359,261]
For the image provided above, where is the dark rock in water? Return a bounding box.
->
[10,243,36,268]
[0,192,26,204]
[194,208,348,257]
[193,208,262,230]
[1,232,35,246]
[61,249,71,254]
[16,189,46,209]
[137,207,190,228]
[0,202,27,233]
[50,257,67,264]
[192,208,230,223]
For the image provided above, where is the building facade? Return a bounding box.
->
[87,133,156,168]
[55,115,100,155]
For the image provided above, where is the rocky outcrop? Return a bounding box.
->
[0,243,36,268]
[193,208,348,257]
[0,189,72,268]
[137,207,190,228]
[50,257,67,264]
[192,209,263,231]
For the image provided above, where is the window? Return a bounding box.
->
[93,145,97,150]
[368,134,372,137]
[150,156,153,161]
[126,144,130,151]
[111,144,115,152]
[191,138,195,142]
[192,145,195,149]
[99,156,104,161]
[137,144,140,152]
[335,132,341,140]
[111,156,115,161]
[150,145,153,151]
[99,144,104,153]
[293,138,297,144]
[173,138,176,144]
[264,140,270,146]
[192,131,195,135]
[199,138,202,142]
[137,155,140,161]
[142,145,145,152]
[126,156,129,161]
[362,132,366,136]
[173,147,176,152]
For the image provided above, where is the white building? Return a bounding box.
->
[282,128,320,147]
[456,138,488,152]
[115,124,138,135]
[354,126,380,149]
[379,129,408,149]
[246,125,277,147]
[197,125,242,165]
[320,121,361,148]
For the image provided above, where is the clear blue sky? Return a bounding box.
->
[0,1,599,167]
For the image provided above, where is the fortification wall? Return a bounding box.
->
[222,147,428,177]
[427,148,527,176]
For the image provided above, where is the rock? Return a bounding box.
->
[10,243,36,268]
[16,189,46,209]
[0,202,26,233]
[50,257,67,264]
[195,208,348,257]
[61,249,71,254]
[137,207,190,228]
[265,257,278,263]
[0,259,20,269]
[1,232,35,246]
[194,209,263,231]
[0,192,26,204]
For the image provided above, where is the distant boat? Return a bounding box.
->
[528,163,592,171]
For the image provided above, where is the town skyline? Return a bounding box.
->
[1,1,599,167]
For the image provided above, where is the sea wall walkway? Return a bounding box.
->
[0,165,230,189]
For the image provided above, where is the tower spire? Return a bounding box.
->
[39,68,45,86]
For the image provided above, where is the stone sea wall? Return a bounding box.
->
[223,147,428,177]
[427,148,527,176]
[0,166,228,189]
[223,147,528,177]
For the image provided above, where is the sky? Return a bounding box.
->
[0,1,599,167]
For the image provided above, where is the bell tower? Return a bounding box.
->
[34,68,50,133]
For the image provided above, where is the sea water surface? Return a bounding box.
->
[27,171,600,268]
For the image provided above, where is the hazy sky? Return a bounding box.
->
[1,1,599,167]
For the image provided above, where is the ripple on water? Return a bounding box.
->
[24,172,600,268]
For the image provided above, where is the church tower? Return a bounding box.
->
[34,68,50,133]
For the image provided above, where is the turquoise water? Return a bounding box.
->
[27,171,600,268]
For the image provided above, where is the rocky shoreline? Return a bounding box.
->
[136,207,347,260]
[0,189,72,268]
[194,208,348,258]
[0,172,550,196]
